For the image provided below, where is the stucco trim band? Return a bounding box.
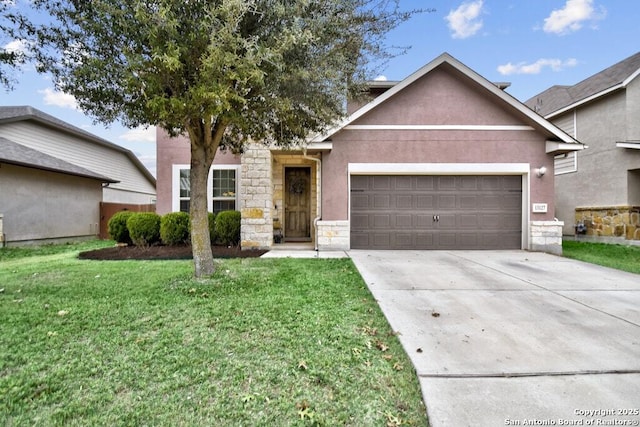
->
[344,125,535,131]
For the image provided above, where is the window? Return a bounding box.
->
[172,165,240,214]
[179,169,191,212]
[212,169,236,212]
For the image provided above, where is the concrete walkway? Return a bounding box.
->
[349,250,640,427]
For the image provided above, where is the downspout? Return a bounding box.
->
[303,149,321,252]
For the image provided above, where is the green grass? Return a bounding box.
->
[0,241,427,426]
[563,240,640,274]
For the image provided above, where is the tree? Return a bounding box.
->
[16,0,421,277]
[0,1,27,89]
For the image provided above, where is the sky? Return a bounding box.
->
[1,0,639,178]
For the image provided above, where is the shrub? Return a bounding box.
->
[160,212,190,246]
[208,212,216,244]
[215,210,241,246]
[127,212,161,246]
[108,211,135,244]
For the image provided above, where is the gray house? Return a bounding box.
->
[0,106,156,245]
[525,52,640,242]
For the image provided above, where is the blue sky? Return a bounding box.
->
[2,0,639,177]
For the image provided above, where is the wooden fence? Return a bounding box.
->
[99,202,156,239]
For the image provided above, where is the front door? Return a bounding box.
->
[285,167,311,241]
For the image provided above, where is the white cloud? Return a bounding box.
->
[446,1,484,39]
[39,88,78,109]
[374,75,388,81]
[543,0,605,35]
[119,126,157,143]
[497,58,578,75]
[3,39,27,54]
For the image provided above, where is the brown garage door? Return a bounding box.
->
[350,175,522,249]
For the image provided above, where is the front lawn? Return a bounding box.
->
[562,240,640,274]
[0,241,427,426]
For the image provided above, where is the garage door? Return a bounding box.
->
[350,175,522,249]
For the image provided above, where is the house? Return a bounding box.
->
[156,53,583,254]
[525,52,640,242]
[0,106,156,245]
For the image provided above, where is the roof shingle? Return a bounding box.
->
[525,52,640,117]
[0,137,118,182]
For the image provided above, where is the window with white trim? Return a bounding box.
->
[212,169,236,212]
[172,165,240,214]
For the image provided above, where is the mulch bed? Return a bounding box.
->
[78,244,268,260]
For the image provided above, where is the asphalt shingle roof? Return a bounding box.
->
[0,105,155,185]
[525,52,640,117]
[0,136,118,182]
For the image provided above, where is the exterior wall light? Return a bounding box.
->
[535,166,547,177]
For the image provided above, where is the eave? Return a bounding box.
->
[546,140,586,155]
[616,141,640,150]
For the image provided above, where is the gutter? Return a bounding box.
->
[303,149,322,252]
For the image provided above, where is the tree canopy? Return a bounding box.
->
[10,0,423,277]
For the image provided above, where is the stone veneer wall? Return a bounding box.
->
[240,144,273,249]
[575,206,640,240]
[316,220,350,251]
[530,221,564,255]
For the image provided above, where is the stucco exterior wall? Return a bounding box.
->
[554,88,640,235]
[0,164,102,245]
[321,67,556,224]
[155,129,241,214]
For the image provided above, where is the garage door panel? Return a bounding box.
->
[502,214,522,228]
[416,176,435,190]
[396,233,414,246]
[372,176,391,190]
[457,233,478,248]
[438,195,456,209]
[415,233,435,248]
[459,176,479,190]
[373,214,391,228]
[351,175,522,250]
[480,176,501,190]
[458,214,479,229]
[372,233,391,248]
[503,194,522,209]
[437,214,457,228]
[417,195,435,209]
[397,195,413,209]
[415,214,435,228]
[459,195,478,209]
[373,194,391,208]
[351,176,369,190]
[395,176,413,190]
[438,176,456,190]
[480,195,501,209]
[351,194,370,209]
[395,214,413,228]
[351,213,370,230]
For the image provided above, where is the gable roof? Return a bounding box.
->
[0,106,156,186]
[525,52,640,118]
[0,137,118,182]
[312,52,580,146]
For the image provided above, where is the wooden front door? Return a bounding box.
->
[285,167,311,240]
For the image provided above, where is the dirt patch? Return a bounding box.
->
[78,244,268,260]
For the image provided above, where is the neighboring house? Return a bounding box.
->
[0,106,157,245]
[525,52,640,242]
[156,53,583,254]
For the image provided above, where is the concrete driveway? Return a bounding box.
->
[348,250,640,427]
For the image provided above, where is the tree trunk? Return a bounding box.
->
[190,141,215,278]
